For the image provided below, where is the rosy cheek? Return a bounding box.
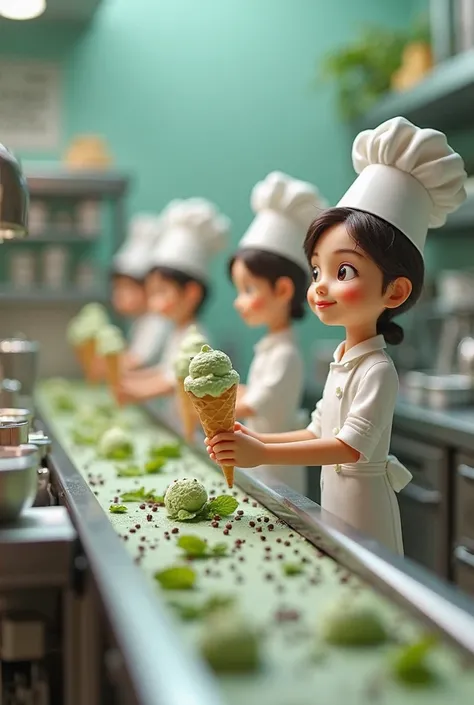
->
[249,295,266,311]
[339,283,364,304]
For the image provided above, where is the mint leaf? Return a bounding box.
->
[177,535,208,557]
[109,504,128,514]
[392,636,437,686]
[154,566,196,590]
[149,442,181,459]
[177,509,197,521]
[145,457,166,474]
[105,444,134,461]
[145,492,164,504]
[116,464,142,477]
[207,495,239,516]
[168,594,234,621]
[121,487,147,502]
[283,563,304,576]
[210,543,228,557]
[167,601,202,621]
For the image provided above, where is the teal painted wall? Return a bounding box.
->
[0,0,427,379]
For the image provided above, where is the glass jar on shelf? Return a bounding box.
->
[9,250,36,290]
[75,200,101,237]
[42,245,69,290]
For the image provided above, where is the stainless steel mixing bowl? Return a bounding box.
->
[0,444,40,522]
[0,407,34,430]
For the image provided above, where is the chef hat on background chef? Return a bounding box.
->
[149,198,230,282]
[337,117,467,256]
[239,171,328,271]
[113,213,162,280]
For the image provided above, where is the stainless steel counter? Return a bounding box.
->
[37,400,474,705]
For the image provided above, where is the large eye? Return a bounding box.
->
[338,264,357,281]
[311,266,320,282]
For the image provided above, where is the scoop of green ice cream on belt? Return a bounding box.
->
[174,326,208,379]
[184,345,239,398]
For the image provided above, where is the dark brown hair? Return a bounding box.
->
[228,248,309,320]
[304,208,425,345]
[110,270,144,285]
[148,266,209,314]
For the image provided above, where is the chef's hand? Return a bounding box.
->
[205,424,267,468]
[118,376,154,404]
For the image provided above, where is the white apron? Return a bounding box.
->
[128,314,170,366]
[308,335,412,555]
[242,329,307,495]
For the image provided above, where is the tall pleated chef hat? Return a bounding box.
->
[113,213,162,280]
[239,171,328,271]
[337,117,467,255]
[149,198,230,282]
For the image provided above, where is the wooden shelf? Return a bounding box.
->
[355,50,474,132]
[0,287,109,304]
[26,171,129,198]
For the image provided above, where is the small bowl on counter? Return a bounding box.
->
[0,444,40,522]
[402,371,473,410]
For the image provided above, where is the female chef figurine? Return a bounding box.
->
[120,198,230,402]
[111,213,170,371]
[231,171,327,494]
[207,117,466,554]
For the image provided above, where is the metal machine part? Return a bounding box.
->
[0,378,22,408]
[0,506,81,705]
[0,420,29,446]
[0,407,34,429]
[0,338,39,411]
[0,444,40,522]
[0,143,28,240]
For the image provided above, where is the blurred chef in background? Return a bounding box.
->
[110,213,170,371]
[119,198,230,403]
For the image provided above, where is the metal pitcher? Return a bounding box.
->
[0,338,39,410]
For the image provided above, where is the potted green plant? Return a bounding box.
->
[320,19,430,121]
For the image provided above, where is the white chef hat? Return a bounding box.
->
[113,213,162,280]
[337,117,467,255]
[239,171,328,271]
[149,198,230,282]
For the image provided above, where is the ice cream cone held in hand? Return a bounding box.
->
[96,325,126,405]
[184,345,239,487]
[174,326,208,443]
[66,303,109,383]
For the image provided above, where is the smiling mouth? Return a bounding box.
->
[315,301,336,309]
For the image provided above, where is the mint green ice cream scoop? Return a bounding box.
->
[184,345,239,398]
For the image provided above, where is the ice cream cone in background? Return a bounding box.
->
[174,325,208,443]
[67,303,110,384]
[96,325,126,405]
[76,338,97,383]
[184,345,239,488]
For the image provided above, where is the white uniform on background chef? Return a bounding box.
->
[231,171,327,495]
[111,213,170,369]
[119,198,230,412]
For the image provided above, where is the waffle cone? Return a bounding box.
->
[177,378,198,443]
[105,353,123,405]
[187,384,237,488]
[75,339,96,383]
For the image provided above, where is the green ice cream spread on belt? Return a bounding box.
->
[184,345,239,398]
[37,380,474,705]
[174,326,208,379]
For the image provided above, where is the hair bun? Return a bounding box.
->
[376,311,404,346]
